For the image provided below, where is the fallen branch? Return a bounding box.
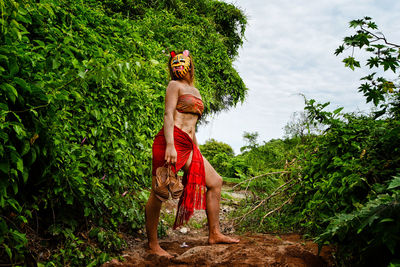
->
[233,178,297,225]
[260,193,296,225]
[233,171,289,190]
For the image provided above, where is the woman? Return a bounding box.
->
[145,50,239,258]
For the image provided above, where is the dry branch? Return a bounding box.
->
[260,193,296,225]
[232,171,289,190]
[233,178,297,225]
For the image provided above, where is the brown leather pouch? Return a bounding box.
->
[154,164,171,202]
[154,164,184,201]
[169,169,184,199]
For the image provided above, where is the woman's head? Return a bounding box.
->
[168,50,195,81]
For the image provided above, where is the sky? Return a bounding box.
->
[196,0,400,154]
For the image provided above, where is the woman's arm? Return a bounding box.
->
[164,81,179,164]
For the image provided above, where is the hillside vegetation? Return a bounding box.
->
[225,17,399,267]
[0,0,247,265]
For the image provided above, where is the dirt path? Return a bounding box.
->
[103,184,334,267]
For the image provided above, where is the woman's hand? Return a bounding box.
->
[165,143,177,164]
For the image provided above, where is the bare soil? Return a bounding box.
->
[103,185,335,267]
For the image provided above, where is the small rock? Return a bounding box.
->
[179,227,189,234]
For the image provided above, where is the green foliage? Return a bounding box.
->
[199,132,300,179]
[200,138,238,177]
[200,138,234,159]
[239,135,301,176]
[0,0,247,264]
[284,110,323,140]
[199,138,255,179]
[287,107,400,227]
[279,18,400,265]
[281,95,400,265]
[316,176,400,266]
[240,131,259,153]
[233,17,400,266]
[335,16,400,117]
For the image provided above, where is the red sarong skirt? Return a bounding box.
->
[152,126,206,229]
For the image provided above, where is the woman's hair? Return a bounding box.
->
[168,51,195,82]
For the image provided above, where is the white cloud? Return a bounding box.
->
[197,0,400,154]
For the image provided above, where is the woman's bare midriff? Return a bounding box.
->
[173,110,198,140]
[173,110,198,171]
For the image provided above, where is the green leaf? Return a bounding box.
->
[20,141,30,156]
[1,83,18,103]
[78,70,87,78]
[0,103,8,111]
[349,19,364,28]
[9,57,19,76]
[3,244,12,260]
[12,182,18,195]
[22,167,29,183]
[14,77,31,92]
[30,109,38,117]
[13,124,26,138]
[7,198,21,212]
[343,57,360,70]
[379,218,394,223]
[388,176,400,189]
[333,107,344,115]
[334,45,344,56]
[366,57,379,68]
[367,22,378,29]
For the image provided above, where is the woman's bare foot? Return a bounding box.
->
[148,242,174,258]
[208,233,240,244]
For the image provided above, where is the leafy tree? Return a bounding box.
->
[200,139,235,176]
[240,131,259,153]
[335,16,399,118]
[200,138,235,159]
[0,0,247,265]
[225,156,250,178]
[283,110,322,140]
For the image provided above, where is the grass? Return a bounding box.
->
[222,177,242,184]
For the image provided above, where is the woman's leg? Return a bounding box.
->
[145,176,173,258]
[203,157,240,244]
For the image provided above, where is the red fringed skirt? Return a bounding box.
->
[152,126,206,229]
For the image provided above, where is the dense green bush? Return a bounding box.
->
[240,138,301,174]
[0,0,247,265]
[199,138,250,178]
[200,134,300,179]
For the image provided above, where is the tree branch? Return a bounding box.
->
[260,193,296,225]
[233,178,298,225]
[361,26,400,48]
[232,171,289,190]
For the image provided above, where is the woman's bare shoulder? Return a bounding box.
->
[166,80,182,96]
[167,80,181,88]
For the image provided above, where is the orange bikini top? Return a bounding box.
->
[176,94,204,117]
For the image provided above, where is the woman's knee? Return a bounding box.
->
[216,174,223,188]
[203,157,223,189]
[208,174,223,191]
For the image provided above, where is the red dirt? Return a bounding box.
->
[103,185,334,266]
[102,230,334,267]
